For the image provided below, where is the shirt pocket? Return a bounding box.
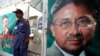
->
[18,23,24,30]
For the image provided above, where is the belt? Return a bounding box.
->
[16,32,26,34]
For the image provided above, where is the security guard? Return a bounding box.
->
[13,9,30,56]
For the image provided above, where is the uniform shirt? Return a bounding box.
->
[14,19,30,48]
[15,19,30,35]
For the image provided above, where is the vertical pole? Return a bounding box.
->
[41,0,48,56]
[26,2,29,19]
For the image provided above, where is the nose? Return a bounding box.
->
[69,24,79,35]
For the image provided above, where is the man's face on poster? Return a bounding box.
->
[2,17,8,29]
[50,3,96,53]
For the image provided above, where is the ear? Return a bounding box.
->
[50,25,55,37]
[92,22,97,32]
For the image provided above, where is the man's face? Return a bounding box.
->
[16,13,23,19]
[2,17,8,29]
[50,3,96,53]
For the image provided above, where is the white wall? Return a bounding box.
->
[0,1,42,18]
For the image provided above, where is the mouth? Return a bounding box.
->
[64,35,83,46]
[67,40,82,45]
[66,36,83,41]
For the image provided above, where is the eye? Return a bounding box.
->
[59,20,71,28]
[77,16,92,27]
[80,19,90,24]
[54,19,72,29]
[61,21,71,26]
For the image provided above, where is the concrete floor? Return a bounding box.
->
[28,39,41,54]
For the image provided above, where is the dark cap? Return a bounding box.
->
[13,9,23,14]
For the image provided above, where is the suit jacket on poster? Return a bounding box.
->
[47,43,64,56]
[46,43,91,56]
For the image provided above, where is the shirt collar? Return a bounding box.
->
[54,41,86,56]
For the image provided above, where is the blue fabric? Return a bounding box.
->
[13,19,30,56]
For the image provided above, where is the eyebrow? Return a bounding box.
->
[54,18,70,23]
[61,18,70,21]
[77,16,89,20]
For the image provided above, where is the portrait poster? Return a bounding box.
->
[0,13,16,54]
[47,0,100,56]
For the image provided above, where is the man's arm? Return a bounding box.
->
[24,19,30,44]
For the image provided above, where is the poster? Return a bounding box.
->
[47,0,100,56]
[0,13,16,54]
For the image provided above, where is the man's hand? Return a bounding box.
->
[25,37,29,44]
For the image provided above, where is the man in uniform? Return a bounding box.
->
[13,9,30,56]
